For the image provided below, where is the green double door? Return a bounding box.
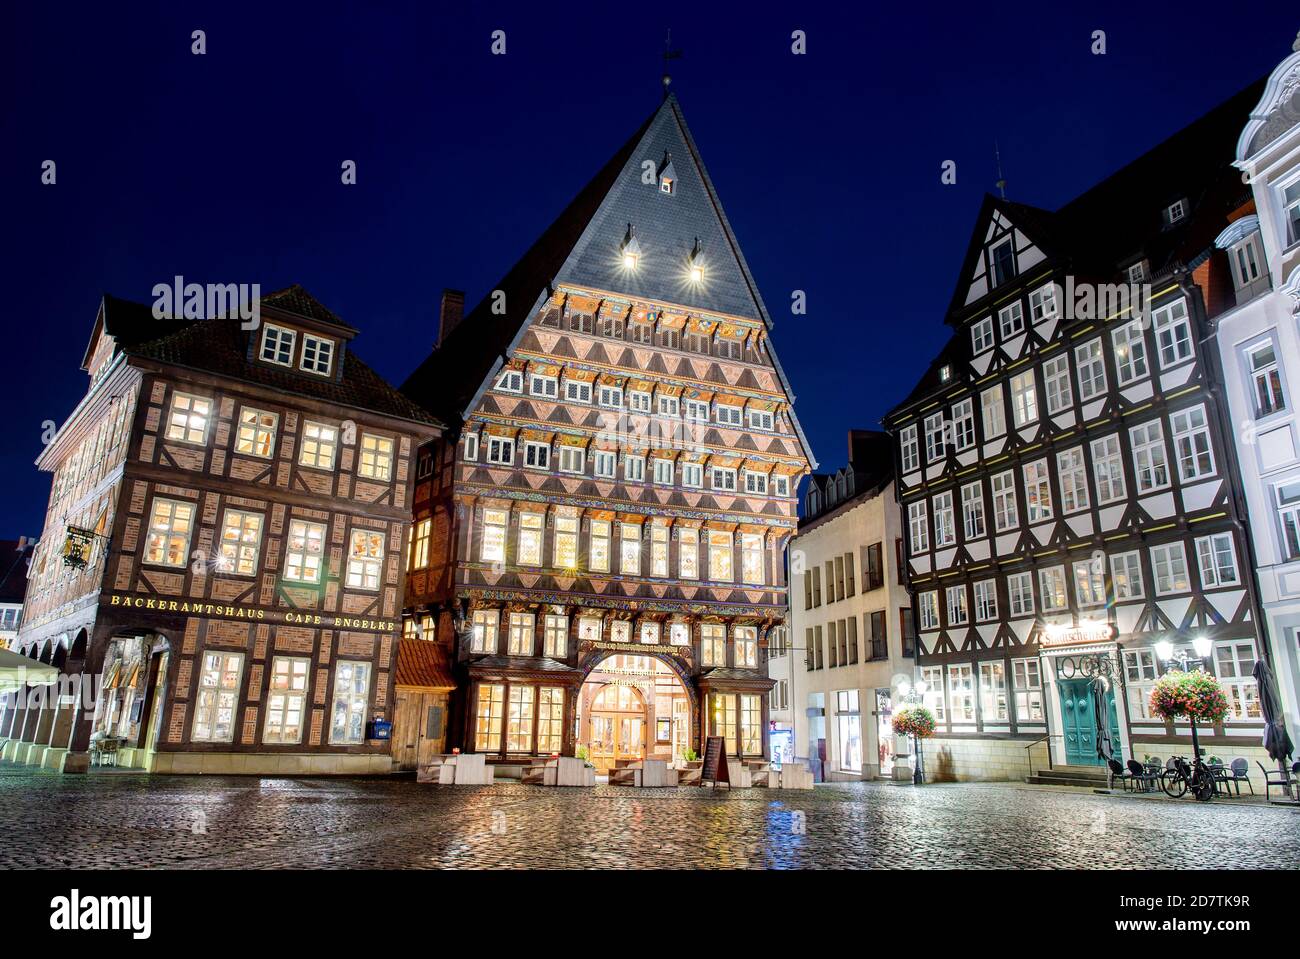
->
[1059,679,1122,767]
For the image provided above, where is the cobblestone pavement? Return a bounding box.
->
[3,764,1298,869]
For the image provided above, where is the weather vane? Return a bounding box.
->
[662,28,681,96]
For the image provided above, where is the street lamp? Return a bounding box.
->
[896,678,929,785]
[1154,636,1214,764]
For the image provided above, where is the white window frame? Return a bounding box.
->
[973,579,997,622]
[1010,370,1038,427]
[1170,405,1216,482]
[496,370,523,393]
[961,481,985,539]
[951,398,975,451]
[991,470,1018,532]
[260,324,296,367]
[345,529,386,590]
[218,508,264,576]
[1151,542,1190,595]
[900,424,919,472]
[558,446,585,474]
[530,373,558,398]
[523,440,551,470]
[945,584,968,626]
[1072,556,1106,608]
[908,500,929,552]
[1091,434,1127,504]
[1023,458,1052,522]
[933,490,955,547]
[681,462,703,488]
[299,421,338,470]
[300,334,334,375]
[486,436,514,466]
[1110,551,1144,600]
[1043,354,1072,415]
[1195,532,1239,588]
[165,392,212,445]
[328,660,371,745]
[981,384,1006,439]
[263,656,310,745]
[1130,420,1170,493]
[1029,284,1058,323]
[1074,338,1107,400]
[284,519,326,583]
[1152,299,1193,368]
[998,301,1024,338]
[918,591,939,630]
[1039,565,1068,612]
[971,317,994,353]
[1057,446,1089,514]
[145,498,196,568]
[593,450,616,478]
[191,651,244,743]
[1112,322,1149,386]
[1007,572,1034,616]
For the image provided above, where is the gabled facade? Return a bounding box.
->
[784,431,914,781]
[402,94,814,769]
[884,82,1275,783]
[0,288,440,774]
[1211,31,1300,737]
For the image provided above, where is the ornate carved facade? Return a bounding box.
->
[402,94,814,764]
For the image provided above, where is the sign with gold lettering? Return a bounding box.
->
[102,593,398,633]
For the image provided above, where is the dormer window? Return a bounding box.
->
[301,334,334,375]
[1126,260,1147,284]
[261,325,295,366]
[660,177,674,195]
[991,239,1016,287]
[1164,199,1187,225]
[939,365,953,383]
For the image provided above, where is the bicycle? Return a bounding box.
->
[1161,754,1215,802]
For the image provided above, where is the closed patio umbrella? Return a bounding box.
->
[1092,678,1119,783]
[0,647,58,693]
[1252,658,1294,799]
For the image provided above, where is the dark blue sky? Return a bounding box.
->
[2,1,1295,537]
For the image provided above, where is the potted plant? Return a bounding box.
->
[892,704,937,784]
[575,745,594,769]
[1149,669,1229,725]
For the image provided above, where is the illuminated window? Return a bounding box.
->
[284,520,326,583]
[711,693,737,753]
[543,615,568,658]
[218,509,263,576]
[475,683,505,751]
[191,651,244,743]
[145,498,195,568]
[260,324,295,366]
[552,514,578,568]
[263,656,310,744]
[678,526,699,579]
[236,407,278,459]
[735,626,758,667]
[408,518,431,570]
[701,623,725,666]
[481,509,507,564]
[471,610,499,654]
[708,530,733,581]
[620,523,641,576]
[346,529,385,589]
[650,524,669,577]
[358,433,394,481]
[741,533,763,585]
[165,392,211,445]
[300,421,338,470]
[537,687,564,753]
[740,694,762,755]
[517,512,544,566]
[589,519,611,573]
[508,612,535,655]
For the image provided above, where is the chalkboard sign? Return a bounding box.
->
[701,735,730,788]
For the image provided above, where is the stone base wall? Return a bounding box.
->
[149,751,395,775]
[924,737,1047,783]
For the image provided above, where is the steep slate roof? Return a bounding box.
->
[895,78,1266,417]
[116,287,441,426]
[402,93,817,468]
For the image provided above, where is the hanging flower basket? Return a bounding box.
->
[1149,669,1229,724]
[892,705,937,739]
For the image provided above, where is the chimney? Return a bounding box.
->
[438,289,465,348]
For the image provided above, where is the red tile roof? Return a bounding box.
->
[395,640,456,691]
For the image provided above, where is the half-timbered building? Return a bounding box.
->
[0,287,440,773]
[401,93,815,773]
[883,82,1275,783]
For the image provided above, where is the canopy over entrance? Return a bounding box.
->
[0,647,58,693]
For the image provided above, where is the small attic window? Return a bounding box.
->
[1165,199,1187,225]
[659,177,674,195]
[939,364,953,383]
[1126,260,1147,283]
[990,239,1016,287]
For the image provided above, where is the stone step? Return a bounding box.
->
[1026,765,1111,787]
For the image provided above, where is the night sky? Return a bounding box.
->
[3,1,1296,538]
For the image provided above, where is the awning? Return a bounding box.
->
[103,660,122,690]
[394,640,457,692]
[0,648,58,693]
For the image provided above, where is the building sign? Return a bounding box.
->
[62,526,96,570]
[1039,620,1117,648]
[103,592,398,633]
[582,639,692,660]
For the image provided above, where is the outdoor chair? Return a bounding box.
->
[1125,759,1158,793]
[1223,758,1253,796]
[1255,760,1297,802]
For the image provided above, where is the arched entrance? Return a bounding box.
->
[577,653,694,775]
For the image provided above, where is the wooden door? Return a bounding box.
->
[1061,679,1099,766]
[587,684,646,774]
